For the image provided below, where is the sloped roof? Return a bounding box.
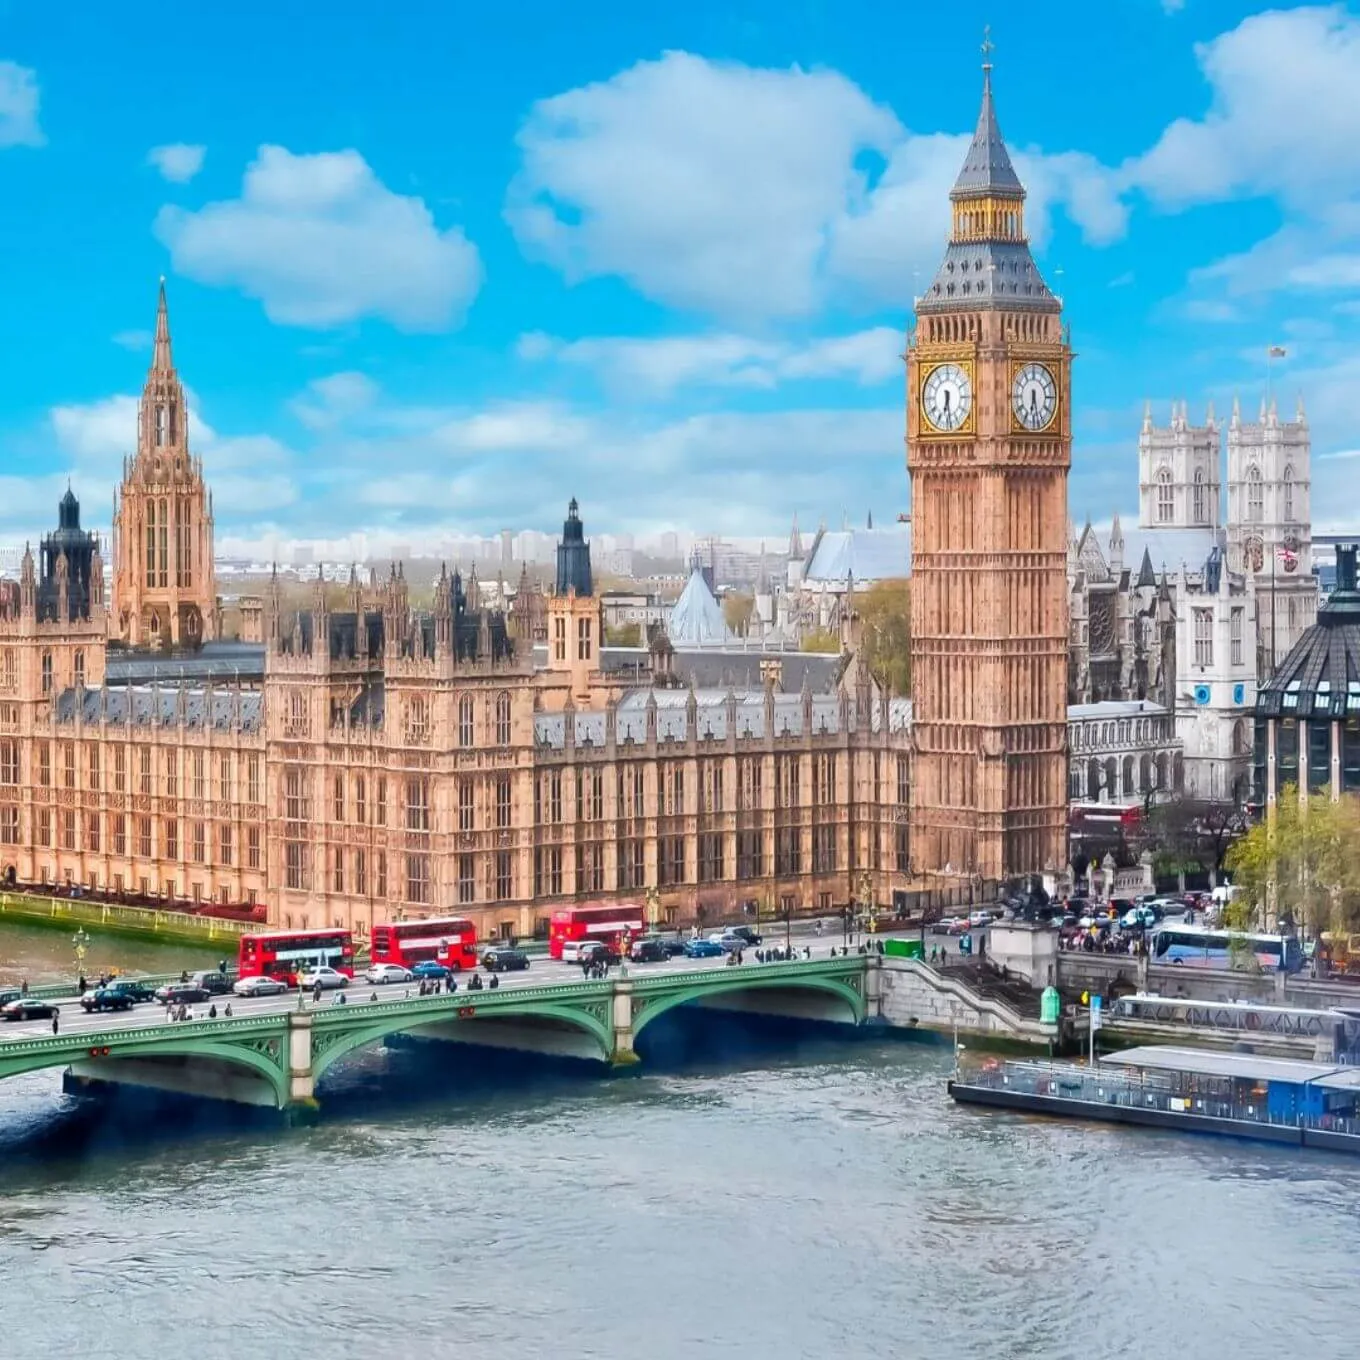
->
[668,567,730,646]
[951,72,1024,198]
[802,526,911,584]
[1256,545,1360,721]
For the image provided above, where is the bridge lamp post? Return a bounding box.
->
[618,926,632,978]
[72,927,90,979]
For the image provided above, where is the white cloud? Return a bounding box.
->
[50,395,139,465]
[0,61,43,149]
[507,52,900,321]
[156,145,483,331]
[47,394,299,518]
[1129,7,1360,210]
[289,371,379,429]
[507,52,1128,322]
[147,143,206,184]
[518,326,901,394]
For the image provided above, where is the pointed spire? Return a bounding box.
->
[1296,391,1307,424]
[1206,398,1216,425]
[1232,392,1241,426]
[152,276,174,373]
[1142,400,1152,432]
[950,43,1024,199]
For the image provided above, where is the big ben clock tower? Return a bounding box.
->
[906,51,1071,884]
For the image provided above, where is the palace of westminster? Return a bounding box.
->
[0,65,1339,938]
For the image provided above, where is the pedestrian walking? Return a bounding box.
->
[52,1011,59,1035]
[208,1003,218,1019]
[224,1003,233,1017]
[20,979,28,997]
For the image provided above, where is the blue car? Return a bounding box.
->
[683,938,725,959]
[411,961,451,981]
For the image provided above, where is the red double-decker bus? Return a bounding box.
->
[548,903,646,959]
[238,929,355,985]
[370,917,479,972]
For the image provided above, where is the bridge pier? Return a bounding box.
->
[610,979,640,1066]
[287,1012,316,1106]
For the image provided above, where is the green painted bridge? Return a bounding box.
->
[0,957,873,1112]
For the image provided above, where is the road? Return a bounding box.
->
[0,937,891,1044]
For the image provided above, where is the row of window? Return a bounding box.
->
[1153,465,1297,526]
[1070,717,1172,751]
[10,740,264,802]
[287,842,515,904]
[1192,606,1247,669]
[12,806,262,868]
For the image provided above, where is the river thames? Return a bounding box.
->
[3,928,1359,1359]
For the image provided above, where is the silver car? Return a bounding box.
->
[233,974,289,997]
[364,963,413,985]
[299,965,349,990]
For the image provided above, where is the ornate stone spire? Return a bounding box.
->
[152,276,174,374]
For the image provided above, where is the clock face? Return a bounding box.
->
[1012,362,1057,431]
[922,363,972,432]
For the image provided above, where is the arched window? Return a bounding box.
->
[1156,467,1174,523]
[144,500,157,589]
[74,650,85,689]
[1192,468,1207,523]
[40,650,52,695]
[1122,755,1135,794]
[458,694,475,747]
[1283,464,1295,520]
[495,691,511,746]
[1246,464,1264,522]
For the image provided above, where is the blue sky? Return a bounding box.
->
[1,0,1358,555]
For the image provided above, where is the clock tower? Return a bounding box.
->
[906,56,1071,884]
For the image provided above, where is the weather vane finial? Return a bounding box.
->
[981,24,994,71]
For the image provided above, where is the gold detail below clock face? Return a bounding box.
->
[922,363,973,432]
[1012,362,1057,431]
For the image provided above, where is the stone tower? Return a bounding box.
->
[1138,400,1220,529]
[111,281,218,649]
[547,498,598,706]
[1225,394,1315,667]
[906,59,1071,882]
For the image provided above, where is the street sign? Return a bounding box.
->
[1090,995,1102,1032]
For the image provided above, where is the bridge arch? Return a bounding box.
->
[631,972,866,1043]
[310,1000,615,1080]
[0,1036,290,1108]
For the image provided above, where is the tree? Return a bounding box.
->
[722,591,754,635]
[605,623,642,647]
[801,628,841,654]
[1145,795,1250,889]
[855,578,911,695]
[1226,789,1360,936]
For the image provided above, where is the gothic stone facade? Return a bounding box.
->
[2,385,910,936]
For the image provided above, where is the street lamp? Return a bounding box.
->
[72,927,90,980]
[618,925,632,978]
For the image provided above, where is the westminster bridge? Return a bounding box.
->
[0,952,1059,1112]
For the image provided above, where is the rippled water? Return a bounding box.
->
[2,927,1359,1359]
